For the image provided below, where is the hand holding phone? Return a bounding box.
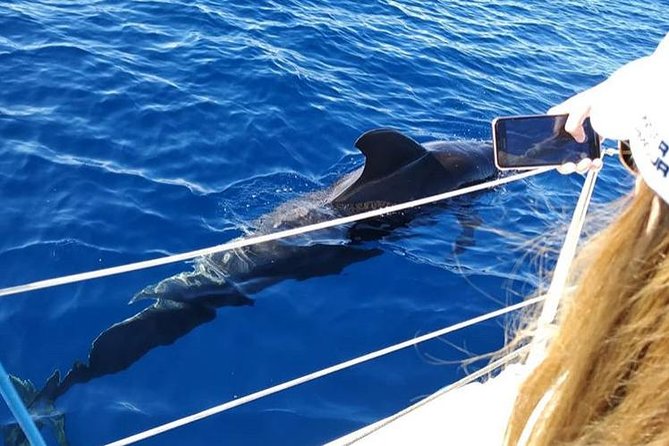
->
[492,114,601,171]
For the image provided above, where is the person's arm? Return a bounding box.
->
[549,32,668,143]
[551,33,669,198]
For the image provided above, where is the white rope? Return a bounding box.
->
[343,167,603,444]
[527,167,600,365]
[105,294,547,446]
[0,167,552,299]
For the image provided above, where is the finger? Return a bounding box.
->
[564,102,591,143]
[557,162,576,175]
[591,158,603,172]
[576,158,591,173]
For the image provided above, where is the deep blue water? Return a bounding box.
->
[0,1,667,445]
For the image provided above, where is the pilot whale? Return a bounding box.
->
[132,128,496,305]
[5,129,495,446]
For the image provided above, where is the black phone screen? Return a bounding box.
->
[494,115,599,169]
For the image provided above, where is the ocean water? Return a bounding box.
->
[0,1,667,445]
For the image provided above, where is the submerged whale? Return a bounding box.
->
[5,129,495,445]
[132,128,495,305]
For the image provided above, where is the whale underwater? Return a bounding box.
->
[4,128,496,445]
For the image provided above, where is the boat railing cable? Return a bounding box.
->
[105,295,547,446]
[0,362,46,446]
[103,163,602,446]
[0,162,596,446]
[0,167,552,300]
[345,163,603,445]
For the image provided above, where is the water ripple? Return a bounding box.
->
[0,1,667,444]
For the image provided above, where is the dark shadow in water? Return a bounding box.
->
[2,204,487,446]
[5,131,497,444]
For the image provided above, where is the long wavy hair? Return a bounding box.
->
[505,182,669,445]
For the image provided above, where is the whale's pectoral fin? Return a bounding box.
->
[333,129,427,204]
[453,206,483,255]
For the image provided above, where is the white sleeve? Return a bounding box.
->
[581,32,669,202]
[588,33,668,142]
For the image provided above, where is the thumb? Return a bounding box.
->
[563,102,591,143]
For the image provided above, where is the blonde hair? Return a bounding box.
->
[505,182,669,445]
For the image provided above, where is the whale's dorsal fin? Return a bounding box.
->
[354,128,426,184]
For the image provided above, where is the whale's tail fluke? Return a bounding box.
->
[2,374,68,446]
[1,298,240,446]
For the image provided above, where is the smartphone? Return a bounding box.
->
[492,114,600,170]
